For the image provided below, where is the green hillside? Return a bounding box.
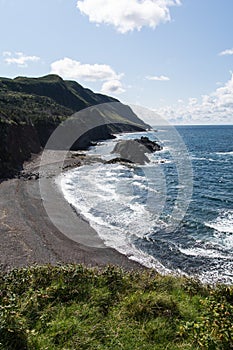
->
[0,74,117,125]
[0,75,149,177]
[0,264,232,350]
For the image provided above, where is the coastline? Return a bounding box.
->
[0,151,144,272]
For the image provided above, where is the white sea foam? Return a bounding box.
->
[216,151,233,156]
[60,165,155,233]
[178,246,229,259]
[199,264,233,285]
[57,168,174,276]
[190,156,206,161]
[190,156,216,162]
[214,233,233,250]
[205,209,233,235]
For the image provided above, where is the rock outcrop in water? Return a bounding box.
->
[111,137,162,164]
[136,136,162,152]
[0,74,150,178]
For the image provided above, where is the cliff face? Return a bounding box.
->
[0,75,150,178]
[0,123,41,177]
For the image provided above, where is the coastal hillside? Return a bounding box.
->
[1,264,232,350]
[0,74,149,177]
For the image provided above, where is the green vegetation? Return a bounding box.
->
[0,74,148,130]
[0,74,149,177]
[0,74,111,125]
[0,264,232,350]
[0,74,148,129]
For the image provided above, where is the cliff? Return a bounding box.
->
[0,75,150,178]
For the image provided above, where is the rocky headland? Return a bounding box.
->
[0,74,150,178]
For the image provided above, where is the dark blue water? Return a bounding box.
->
[59,125,233,284]
[137,125,233,283]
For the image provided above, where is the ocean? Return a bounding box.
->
[58,125,233,284]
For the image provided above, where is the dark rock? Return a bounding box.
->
[62,162,81,170]
[16,171,40,181]
[105,158,133,165]
[112,140,149,164]
[135,136,162,152]
[112,137,162,165]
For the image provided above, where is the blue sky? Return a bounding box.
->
[0,0,233,124]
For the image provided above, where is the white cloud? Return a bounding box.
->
[3,51,40,67]
[77,0,181,33]
[101,80,125,95]
[50,57,123,82]
[51,57,125,95]
[3,51,12,57]
[157,74,233,125]
[219,48,233,56]
[188,97,198,106]
[146,75,170,81]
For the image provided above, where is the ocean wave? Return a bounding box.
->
[190,156,216,162]
[190,156,207,161]
[191,153,233,162]
[216,151,233,155]
[178,246,230,259]
[205,209,233,235]
[199,263,233,285]
[57,171,173,275]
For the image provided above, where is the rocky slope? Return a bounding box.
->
[0,75,150,178]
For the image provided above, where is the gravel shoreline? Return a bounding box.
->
[0,151,143,272]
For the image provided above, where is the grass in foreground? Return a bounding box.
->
[0,265,232,350]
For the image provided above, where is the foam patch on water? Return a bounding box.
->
[205,209,233,235]
[56,167,173,276]
[58,163,163,236]
[190,156,208,161]
[178,246,229,259]
[198,262,233,285]
[216,151,233,156]
[190,156,216,162]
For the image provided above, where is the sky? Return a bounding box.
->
[0,0,233,125]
